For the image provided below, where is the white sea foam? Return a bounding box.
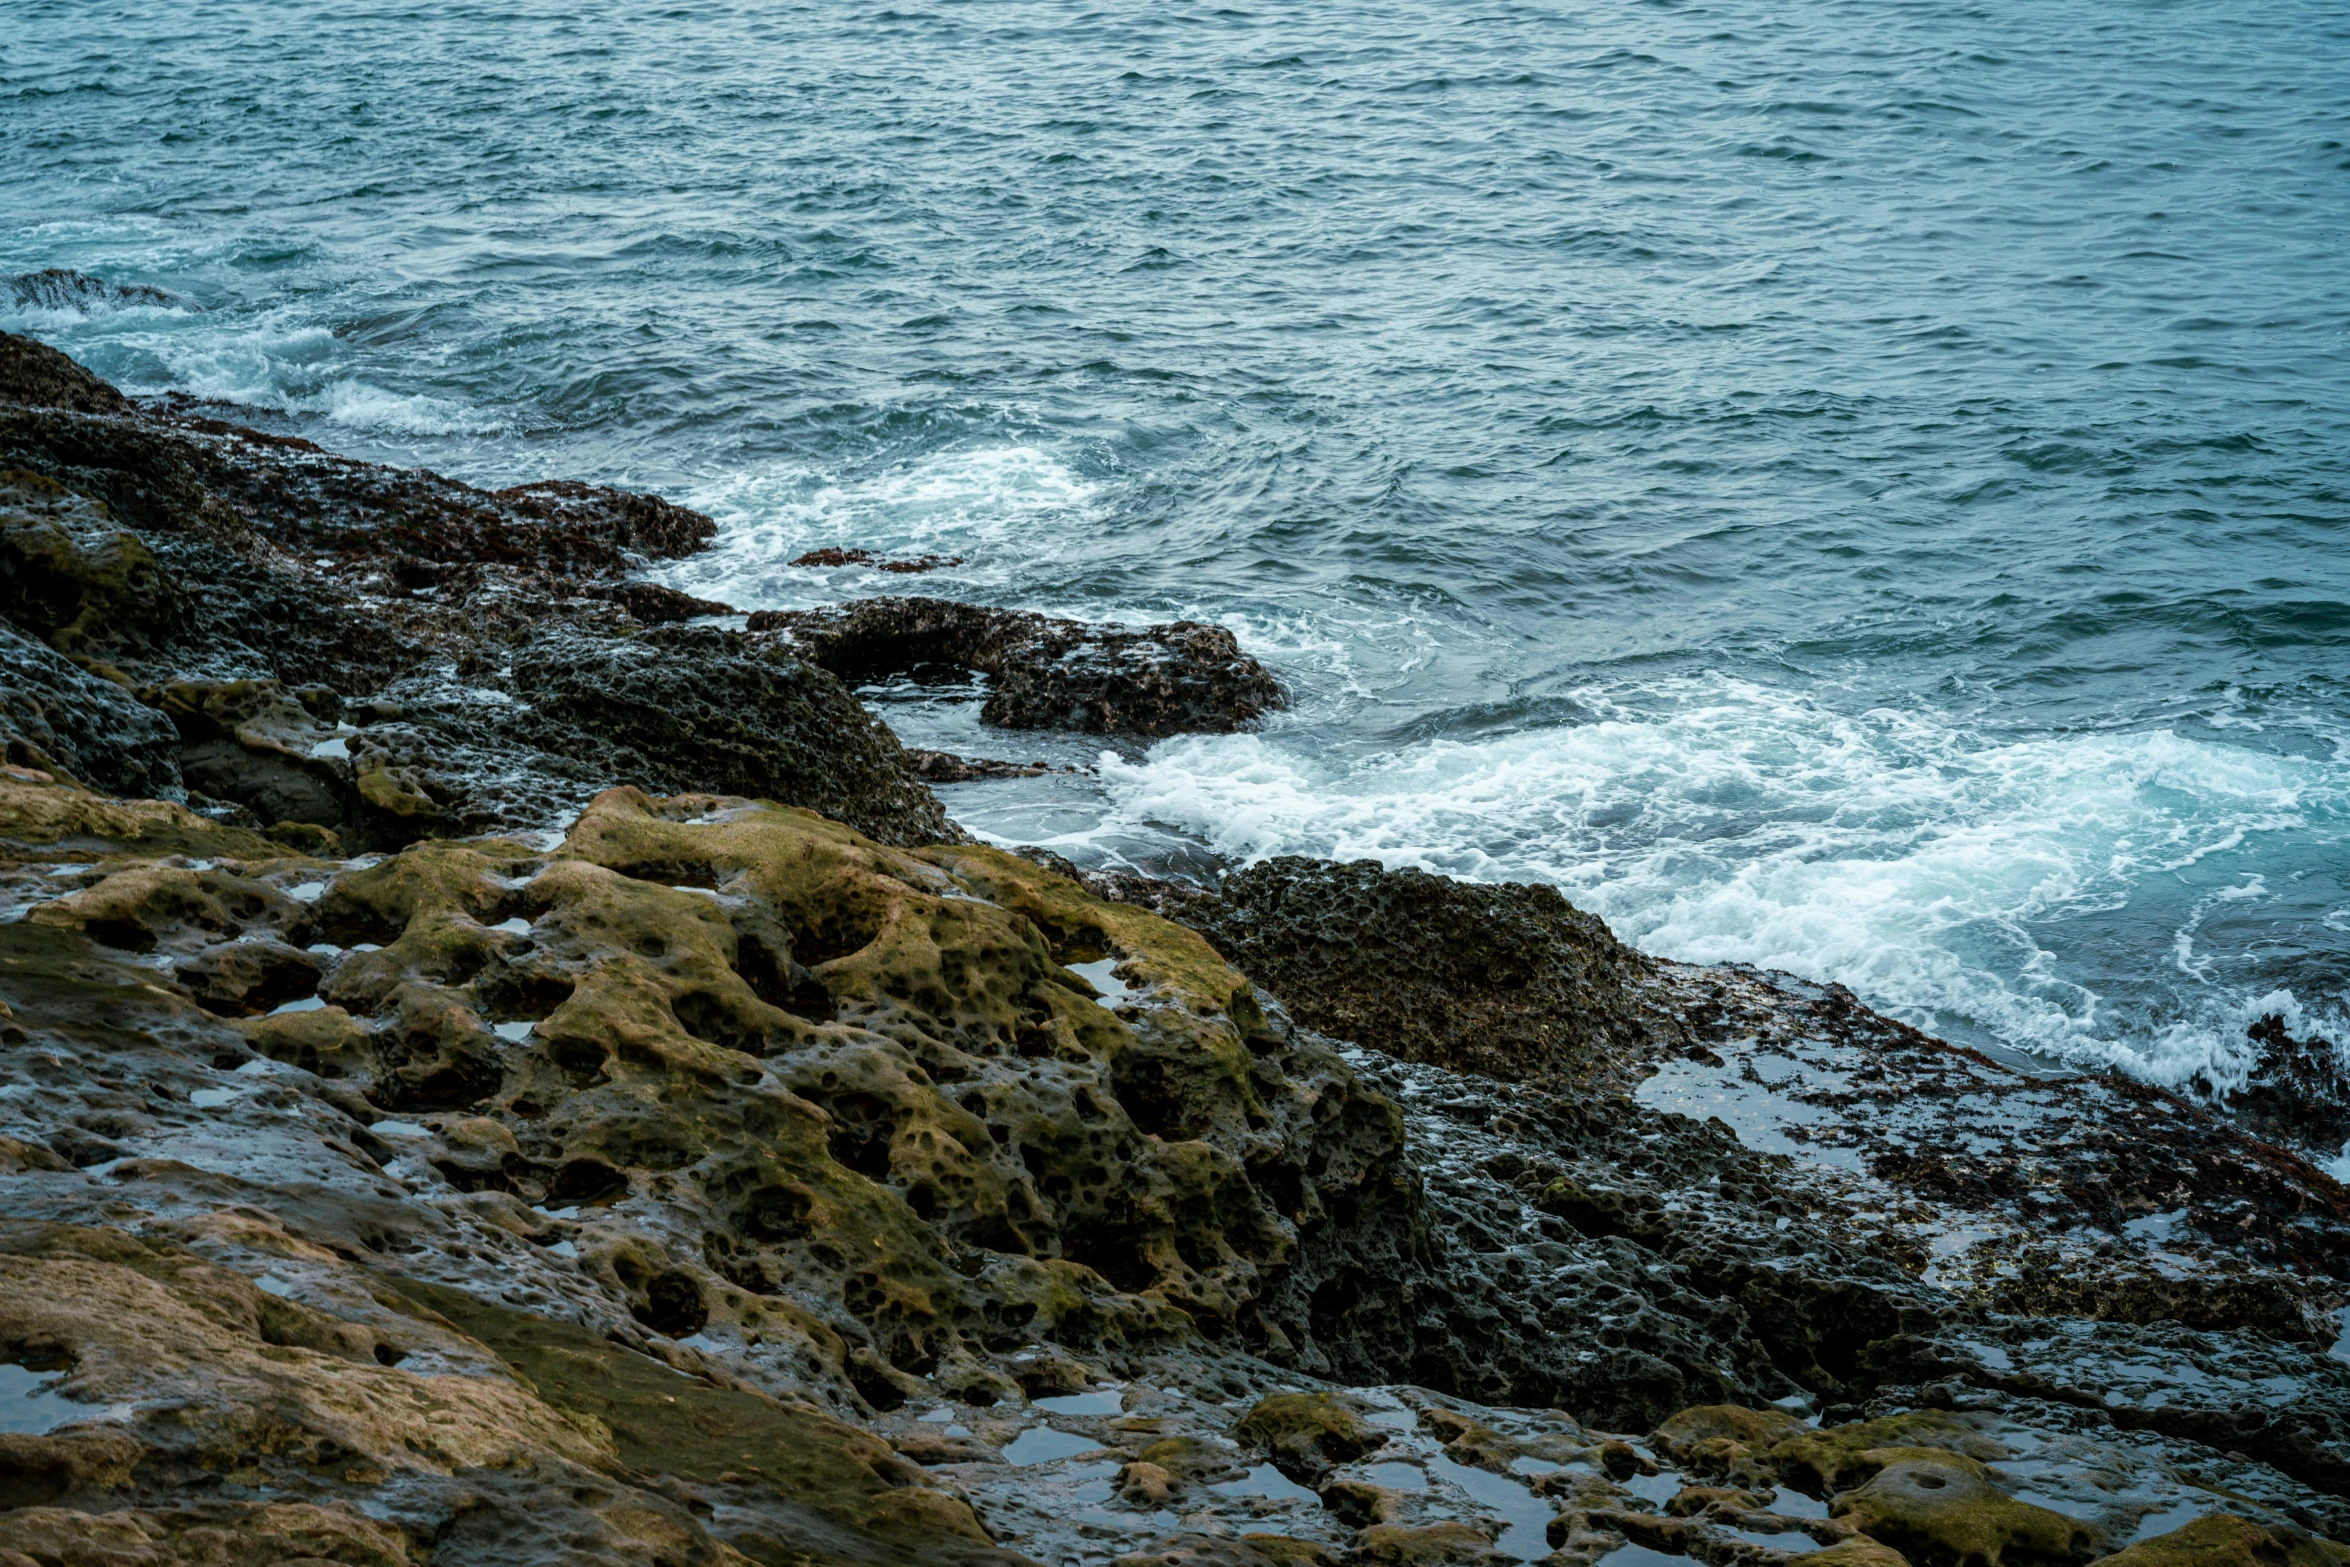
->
[3,286,502,439]
[1097,676,2350,1091]
[658,444,1099,609]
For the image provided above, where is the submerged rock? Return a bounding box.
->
[8,267,182,315]
[750,594,1286,735]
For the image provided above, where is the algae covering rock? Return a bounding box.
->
[1832,1453,2102,1567]
[1653,1402,1808,1485]
[2094,1515,2350,1567]
[1234,1391,1389,1481]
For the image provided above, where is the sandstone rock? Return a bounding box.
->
[2093,1514,2350,1567]
[1790,1541,1916,1567]
[1319,1476,1402,1526]
[1351,1521,1509,1565]
[1771,1410,2011,1497]
[1116,1458,1177,1505]
[1653,1403,1808,1484]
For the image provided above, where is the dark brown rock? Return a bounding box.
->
[0,329,130,415]
[750,595,1284,735]
[508,627,956,847]
[1172,856,1682,1089]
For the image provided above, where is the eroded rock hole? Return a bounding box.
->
[550,1158,628,1204]
[742,1184,812,1241]
[633,1269,707,1338]
[546,1034,609,1085]
[670,989,767,1055]
[792,908,884,967]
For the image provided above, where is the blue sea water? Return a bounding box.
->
[6,0,2348,1101]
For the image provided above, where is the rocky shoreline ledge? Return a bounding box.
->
[1,328,2346,1567]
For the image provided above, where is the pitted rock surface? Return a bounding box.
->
[0,625,183,799]
[1167,855,1684,1090]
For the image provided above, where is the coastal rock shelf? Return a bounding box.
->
[1,328,2347,1567]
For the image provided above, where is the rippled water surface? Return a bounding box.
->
[8,0,2348,1092]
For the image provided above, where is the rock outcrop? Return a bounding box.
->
[749,595,1286,735]
[1165,855,1684,1090]
[0,331,958,847]
[3,323,2348,1567]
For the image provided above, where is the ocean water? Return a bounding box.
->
[6,0,2348,1100]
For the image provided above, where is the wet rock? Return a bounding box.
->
[1234,1391,1389,1481]
[574,578,735,622]
[1635,961,2350,1341]
[1792,1542,1918,1567]
[0,1499,411,1566]
[508,627,954,847]
[0,626,182,798]
[1116,1458,1177,1505]
[1770,1409,2012,1496]
[2231,1014,2350,1157]
[1871,1317,2350,1509]
[0,767,275,859]
[2095,1514,2350,1567]
[0,329,130,415]
[1,468,183,656]
[1169,856,1682,1089]
[750,595,1285,735]
[1654,1402,1808,1482]
[0,339,975,853]
[170,938,322,1016]
[1112,1538,1341,1567]
[1831,1453,2103,1567]
[1320,1477,1404,1526]
[790,546,962,573]
[1352,1521,1509,1565]
[7,269,180,316]
[906,749,1056,782]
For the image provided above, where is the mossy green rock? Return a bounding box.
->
[1654,1402,1808,1485]
[393,1275,1006,1565]
[1233,1391,1388,1481]
[1352,1521,1509,1565]
[1773,1409,2011,1496]
[268,787,1410,1384]
[1789,1541,1915,1567]
[1830,1454,2101,1567]
[2091,1515,2350,1567]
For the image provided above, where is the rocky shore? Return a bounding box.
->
[2,327,2346,1567]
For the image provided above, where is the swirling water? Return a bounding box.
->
[7,0,2348,1101]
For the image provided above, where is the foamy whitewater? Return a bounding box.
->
[7,0,2347,1117]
